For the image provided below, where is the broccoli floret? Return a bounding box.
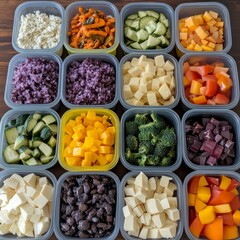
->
[159,127,176,147]
[167,146,176,159]
[138,131,151,141]
[160,157,172,166]
[150,112,167,131]
[154,141,168,158]
[145,155,160,166]
[139,141,154,154]
[137,155,147,166]
[134,113,149,126]
[126,134,138,151]
[125,120,138,136]
[125,148,141,164]
[138,122,160,136]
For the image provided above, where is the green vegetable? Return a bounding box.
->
[159,127,176,147]
[160,157,172,166]
[4,144,20,164]
[125,120,138,136]
[134,113,149,126]
[5,127,18,144]
[126,134,138,151]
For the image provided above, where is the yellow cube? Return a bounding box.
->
[99,146,111,154]
[105,154,114,163]
[64,146,72,157]
[66,157,81,166]
[97,154,108,165]
[83,137,95,149]
[64,134,71,145]
[84,152,94,162]
[65,125,74,136]
[73,147,85,157]
[86,111,96,120]
[81,159,92,167]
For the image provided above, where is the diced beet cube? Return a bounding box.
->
[228,148,235,158]
[199,156,207,165]
[214,134,223,143]
[188,151,196,160]
[193,123,204,134]
[226,156,234,165]
[213,126,220,135]
[198,130,205,140]
[219,138,227,146]
[203,140,217,155]
[220,152,228,160]
[221,129,232,140]
[212,144,224,159]
[219,120,229,126]
[185,124,193,133]
[202,117,211,126]
[203,130,214,141]
[225,139,234,150]
[201,151,210,158]
[206,123,214,131]
[221,125,232,131]
[210,117,220,126]
[207,156,217,165]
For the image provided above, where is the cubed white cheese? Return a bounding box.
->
[159,224,177,238]
[163,60,174,71]
[3,178,19,189]
[157,67,165,77]
[148,177,157,191]
[133,204,144,217]
[127,177,135,185]
[123,85,133,100]
[33,194,48,209]
[129,77,140,92]
[145,63,156,75]
[128,66,143,77]
[147,228,161,239]
[134,172,149,190]
[0,210,15,224]
[23,174,38,187]
[152,212,166,228]
[123,74,131,84]
[141,72,154,80]
[123,61,131,74]
[158,83,172,100]
[135,188,147,203]
[147,91,158,106]
[0,223,10,235]
[134,89,144,101]
[160,197,171,210]
[124,215,139,232]
[143,212,152,226]
[131,57,139,67]
[139,226,149,239]
[145,198,163,214]
[151,78,161,91]
[138,55,148,68]
[165,208,180,221]
[159,176,173,188]
[30,208,42,223]
[34,221,49,237]
[128,197,142,209]
[20,203,34,220]
[154,55,165,67]
[123,205,134,218]
[124,185,135,197]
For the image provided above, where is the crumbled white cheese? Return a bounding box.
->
[17,10,61,49]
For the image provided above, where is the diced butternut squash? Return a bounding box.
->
[202,216,223,240]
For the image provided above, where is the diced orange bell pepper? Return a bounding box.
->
[227,178,239,192]
[197,187,211,203]
[217,78,232,92]
[231,188,239,196]
[192,95,207,104]
[202,216,223,240]
[199,206,216,224]
[233,210,240,226]
[188,176,200,194]
[185,69,201,81]
[188,193,196,206]
[213,93,230,105]
[220,212,235,226]
[190,80,202,95]
[189,65,214,76]
[223,225,239,240]
[213,203,232,213]
[208,189,235,205]
[205,78,218,97]
[230,196,240,211]
[189,216,204,238]
[195,198,207,213]
[219,175,232,190]
[198,176,209,187]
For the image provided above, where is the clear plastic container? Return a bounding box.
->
[12,1,64,56]
[53,171,120,240]
[64,1,120,55]
[182,109,240,171]
[175,2,232,57]
[61,53,119,109]
[183,170,240,240]
[120,2,175,54]
[120,108,182,172]
[0,109,60,170]
[0,168,57,240]
[119,53,180,110]
[4,53,62,110]
[119,171,183,240]
[58,108,119,172]
[179,53,239,110]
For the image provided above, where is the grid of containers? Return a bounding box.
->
[0,0,239,239]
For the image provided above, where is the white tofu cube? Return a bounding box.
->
[168,197,178,208]
[0,223,10,235]
[158,83,172,100]
[33,193,48,209]
[138,55,148,68]
[135,188,147,203]
[10,174,25,187]
[154,192,167,200]
[143,212,152,226]
[139,78,148,93]
[156,183,164,194]
[41,204,50,218]
[159,176,173,188]
[152,212,166,228]
[133,204,144,217]
[123,85,133,100]
[163,60,174,71]
[131,98,145,106]
[157,67,165,77]
[159,75,171,85]
[129,77,140,92]
[134,172,149,190]
[147,228,161,239]
[159,224,177,238]
[20,203,34,220]
[123,74,131,84]
[165,208,180,221]
[131,57,139,67]
[141,72,154,80]
[23,174,38,187]
[160,197,171,210]
[26,186,36,198]
[124,185,135,197]
[145,63,156,75]
[145,198,163,214]
[128,197,142,209]
[128,66,143,77]
[34,221,49,237]
[8,193,26,211]
[127,177,135,185]
[123,61,131,74]
[30,208,42,223]
[123,205,134,217]
[139,214,146,224]
[124,215,139,232]
[134,89,144,101]
[147,91,159,105]
[151,78,161,91]
[154,55,165,67]
[148,177,157,191]
[3,178,19,189]
[166,71,174,78]
[9,223,18,235]
[0,210,15,224]
[163,96,175,106]
[170,77,176,90]
[166,219,178,227]
[139,226,149,239]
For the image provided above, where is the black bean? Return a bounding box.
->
[104,203,112,215]
[60,203,67,213]
[91,223,97,233]
[92,194,101,204]
[97,222,108,229]
[106,215,113,223]
[97,208,104,218]
[60,223,70,232]
[108,189,116,197]
[66,205,75,216]
[78,220,90,231]
[78,231,89,238]
[80,193,89,203]
[67,196,76,205]
[65,228,75,236]
[92,217,99,223]
[66,217,75,226]
[77,202,88,211]
[90,189,97,195]
[97,183,105,194]
[83,182,91,193]
[93,178,101,186]
[105,195,115,204]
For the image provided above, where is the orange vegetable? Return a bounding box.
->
[198,176,208,187]
[195,198,207,213]
[68,7,115,49]
[189,216,204,238]
[197,187,211,203]
[63,111,115,167]
[188,176,200,194]
[219,175,232,190]
[213,93,230,104]
[199,206,216,224]
[233,210,240,226]
[202,216,223,240]
[189,80,202,95]
[213,203,232,213]
[188,193,196,206]
[221,212,235,226]
[192,95,207,104]
[223,225,238,239]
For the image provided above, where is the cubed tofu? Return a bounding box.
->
[0,223,10,235]
[163,60,174,72]
[151,78,161,91]
[158,83,172,100]
[168,197,178,208]
[139,214,146,224]
[145,63,156,75]
[163,96,175,106]
[133,204,144,217]
[129,77,140,92]
[20,203,34,220]
[148,177,157,191]
[141,72,154,80]
[33,221,49,237]
[135,188,147,203]
[127,177,135,185]
[159,176,173,188]
[139,226,149,239]
[134,89,144,101]
[155,182,164,194]
[131,98,145,106]
[41,204,50,218]
[145,198,163,214]
[124,185,135,197]
[165,208,180,221]
[26,186,36,198]
[124,215,139,232]
[40,184,53,202]
[123,61,131,74]
[128,197,142,209]
[128,66,143,77]
[138,55,148,68]
[123,85,133,100]
[170,77,176,90]
[160,197,171,210]
[159,75,171,85]
[134,172,149,190]
[3,178,19,190]
[143,212,152,226]
[154,192,167,200]
[123,205,134,218]
[159,224,177,238]
[33,193,48,209]
[152,212,166,228]
[147,228,161,239]
[156,67,165,77]
[9,223,18,235]
[155,55,165,67]
[23,174,38,187]
[30,208,42,223]
[0,210,15,224]
[123,74,131,84]
[139,78,148,93]
[131,57,139,67]
[147,91,159,106]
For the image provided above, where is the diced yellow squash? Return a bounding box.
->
[84,152,94,162]
[69,140,78,148]
[73,147,85,157]
[180,32,188,40]
[201,39,208,46]
[87,130,98,138]
[102,134,115,146]
[67,119,76,128]
[194,44,203,51]
[86,111,96,120]
[64,147,72,157]
[97,154,108,165]
[66,157,81,166]
[81,159,92,167]
[65,125,74,136]
[209,11,218,19]
[203,11,213,22]
[99,146,112,154]
[201,45,214,51]
[195,26,208,40]
[185,16,199,31]
[186,43,195,50]
[83,137,95,149]
[105,154,114,163]
[64,134,72,145]
[75,116,82,124]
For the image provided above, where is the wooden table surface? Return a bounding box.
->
[0,0,240,239]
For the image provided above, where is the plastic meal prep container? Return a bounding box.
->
[182,109,240,171]
[58,108,119,172]
[119,171,183,240]
[120,2,175,54]
[119,53,180,110]
[120,108,182,172]
[175,2,232,57]
[0,168,57,240]
[179,53,239,110]
[61,53,119,109]
[64,1,120,55]
[4,53,62,110]
[53,171,120,240]
[12,1,64,56]
[0,108,60,170]
[183,170,240,240]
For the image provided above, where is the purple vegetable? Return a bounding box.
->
[203,140,216,155]
[11,57,59,104]
[65,58,115,105]
[210,117,220,126]
[221,129,233,140]
[214,134,222,143]
[192,123,203,135]
[206,156,217,166]
[212,145,224,159]
[206,123,214,131]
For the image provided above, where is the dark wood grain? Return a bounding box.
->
[0,1,239,239]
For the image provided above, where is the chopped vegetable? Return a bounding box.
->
[183,60,232,105]
[11,58,59,104]
[179,11,224,52]
[125,112,177,167]
[188,175,240,239]
[124,10,171,50]
[63,111,115,167]
[66,58,115,105]
[67,7,115,49]
[185,116,235,166]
